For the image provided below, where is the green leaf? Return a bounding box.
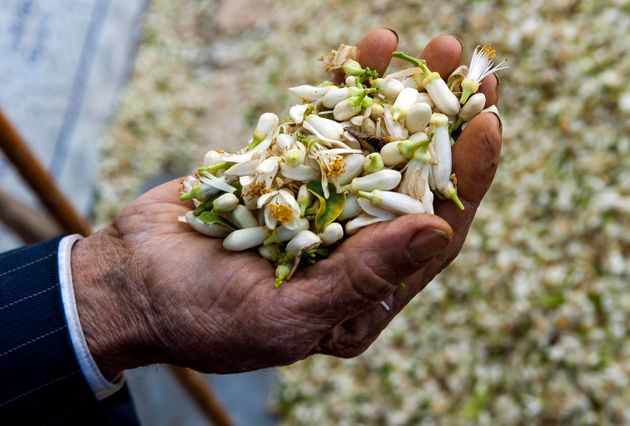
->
[197,211,236,230]
[307,181,346,233]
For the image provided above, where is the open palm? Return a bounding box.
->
[79,30,502,377]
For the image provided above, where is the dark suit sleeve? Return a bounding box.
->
[0,237,140,425]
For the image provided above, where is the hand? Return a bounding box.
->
[71,29,502,379]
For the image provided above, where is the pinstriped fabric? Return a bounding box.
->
[0,237,126,425]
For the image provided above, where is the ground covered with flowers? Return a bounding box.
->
[97,0,630,424]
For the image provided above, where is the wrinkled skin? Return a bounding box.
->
[72,29,502,379]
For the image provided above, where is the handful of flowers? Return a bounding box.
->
[179,43,507,286]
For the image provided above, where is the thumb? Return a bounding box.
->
[304,214,452,323]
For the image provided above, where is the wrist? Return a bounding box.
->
[71,226,160,379]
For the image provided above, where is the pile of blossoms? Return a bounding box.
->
[179,43,506,286]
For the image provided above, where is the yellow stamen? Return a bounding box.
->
[268,202,294,223]
[481,45,496,60]
[323,157,346,177]
[244,182,271,197]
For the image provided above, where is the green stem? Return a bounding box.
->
[392,51,431,76]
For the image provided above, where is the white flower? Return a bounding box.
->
[309,143,360,197]
[358,190,425,215]
[405,102,432,134]
[286,230,322,256]
[322,86,362,109]
[184,211,231,238]
[344,169,402,192]
[303,115,348,147]
[212,193,239,212]
[228,205,259,229]
[374,78,405,101]
[383,106,409,141]
[257,189,302,230]
[202,150,222,167]
[319,222,344,245]
[223,226,270,251]
[430,113,464,210]
[461,45,508,104]
[240,157,280,206]
[391,87,419,121]
[199,172,237,193]
[345,212,395,236]
[288,84,332,101]
[459,92,486,121]
[289,104,309,124]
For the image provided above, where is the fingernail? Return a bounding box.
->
[453,35,464,49]
[385,28,399,43]
[408,229,451,262]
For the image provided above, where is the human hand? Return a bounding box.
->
[71,29,501,379]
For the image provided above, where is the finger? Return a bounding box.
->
[337,111,503,341]
[295,214,452,325]
[479,73,500,107]
[333,28,398,83]
[420,35,463,80]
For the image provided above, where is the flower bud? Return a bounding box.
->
[212,193,239,213]
[384,106,409,141]
[359,190,425,215]
[380,141,406,166]
[337,153,365,185]
[229,205,260,229]
[258,244,281,261]
[202,150,222,167]
[337,193,362,220]
[289,103,309,124]
[398,132,429,159]
[252,112,279,143]
[265,218,310,244]
[223,226,270,251]
[375,78,404,101]
[363,153,384,174]
[322,87,361,108]
[345,213,393,236]
[346,169,402,192]
[430,113,453,194]
[319,222,344,245]
[342,59,364,76]
[405,102,432,134]
[370,103,384,119]
[283,148,305,167]
[298,184,313,215]
[424,73,460,115]
[459,93,486,121]
[361,117,377,136]
[280,163,320,182]
[304,115,345,141]
[345,76,357,86]
[357,198,398,220]
[184,211,231,238]
[333,97,361,121]
[286,230,322,257]
[288,84,331,101]
[275,133,294,150]
[391,87,419,121]
[416,93,434,108]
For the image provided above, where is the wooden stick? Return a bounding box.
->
[0,109,91,236]
[0,188,63,243]
[0,108,235,426]
[169,366,236,426]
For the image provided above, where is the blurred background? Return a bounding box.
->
[1,0,630,424]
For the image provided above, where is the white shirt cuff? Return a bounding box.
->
[58,234,124,401]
